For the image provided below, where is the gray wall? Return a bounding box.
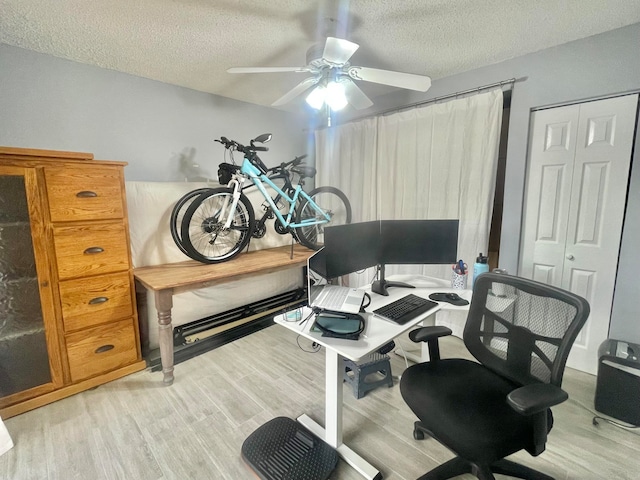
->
[0,44,310,181]
[610,131,640,343]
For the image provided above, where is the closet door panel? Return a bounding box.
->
[520,105,579,286]
[562,94,638,373]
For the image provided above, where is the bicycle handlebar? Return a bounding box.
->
[263,154,309,175]
[215,135,308,177]
[276,154,308,170]
[215,136,269,154]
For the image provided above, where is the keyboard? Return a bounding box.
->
[318,286,349,310]
[373,294,438,325]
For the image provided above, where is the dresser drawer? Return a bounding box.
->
[53,223,130,280]
[66,318,139,383]
[59,272,134,332]
[45,166,124,222]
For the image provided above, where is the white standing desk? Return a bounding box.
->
[274,275,472,480]
[367,275,472,363]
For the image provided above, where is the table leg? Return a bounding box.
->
[296,349,382,480]
[154,289,174,385]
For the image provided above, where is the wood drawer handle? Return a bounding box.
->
[76,190,98,198]
[88,296,109,305]
[95,344,115,354]
[84,247,104,254]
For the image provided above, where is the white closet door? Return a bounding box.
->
[520,94,638,374]
[520,104,580,285]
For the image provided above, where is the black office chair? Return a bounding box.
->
[400,273,590,480]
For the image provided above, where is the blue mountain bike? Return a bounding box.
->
[176,133,352,263]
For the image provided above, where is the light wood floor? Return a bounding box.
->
[1,324,639,480]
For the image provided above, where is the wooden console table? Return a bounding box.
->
[133,244,312,385]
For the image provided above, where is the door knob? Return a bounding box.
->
[566,254,575,260]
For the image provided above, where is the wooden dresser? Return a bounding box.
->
[0,147,145,418]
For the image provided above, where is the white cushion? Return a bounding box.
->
[125,181,303,350]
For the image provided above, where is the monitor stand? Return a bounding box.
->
[371,264,415,296]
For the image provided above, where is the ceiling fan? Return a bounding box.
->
[227,36,432,111]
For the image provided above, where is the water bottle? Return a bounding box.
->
[472,253,489,287]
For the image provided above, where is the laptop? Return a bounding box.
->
[307,248,365,314]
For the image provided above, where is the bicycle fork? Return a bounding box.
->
[221,177,246,230]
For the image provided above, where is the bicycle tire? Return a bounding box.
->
[180,187,255,263]
[170,187,215,255]
[295,186,352,250]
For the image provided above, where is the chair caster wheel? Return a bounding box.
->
[413,428,425,440]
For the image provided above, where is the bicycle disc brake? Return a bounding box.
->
[201,215,232,239]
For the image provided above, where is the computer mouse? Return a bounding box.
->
[446,293,461,301]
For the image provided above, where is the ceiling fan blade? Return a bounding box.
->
[322,37,359,65]
[348,66,431,92]
[272,76,320,106]
[343,80,374,110]
[227,66,311,74]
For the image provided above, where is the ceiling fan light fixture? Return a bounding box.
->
[305,85,326,110]
[306,81,348,111]
[325,80,348,111]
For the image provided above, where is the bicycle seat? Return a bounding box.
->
[291,165,316,179]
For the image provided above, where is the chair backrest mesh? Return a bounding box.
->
[464,273,590,387]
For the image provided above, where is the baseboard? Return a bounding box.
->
[145,291,306,370]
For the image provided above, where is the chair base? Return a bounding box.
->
[416,457,555,480]
[412,423,554,480]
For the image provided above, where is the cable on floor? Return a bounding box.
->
[592,415,639,430]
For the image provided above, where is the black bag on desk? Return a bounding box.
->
[312,311,365,340]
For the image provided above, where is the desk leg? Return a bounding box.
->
[325,350,342,447]
[154,289,174,385]
[296,350,382,480]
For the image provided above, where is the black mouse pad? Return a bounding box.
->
[429,292,469,306]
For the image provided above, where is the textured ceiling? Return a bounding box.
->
[2,0,639,112]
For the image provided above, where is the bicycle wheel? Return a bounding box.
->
[180,187,255,263]
[170,188,215,255]
[295,186,352,250]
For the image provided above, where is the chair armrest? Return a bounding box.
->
[408,326,452,343]
[408,326,452,362]
[507,383,568,416]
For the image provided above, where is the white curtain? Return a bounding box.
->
[315,88,504,289]
[316,117,379,222]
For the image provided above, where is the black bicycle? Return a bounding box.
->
[170,133,352,263]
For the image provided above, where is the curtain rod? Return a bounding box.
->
[338,77,518,126]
